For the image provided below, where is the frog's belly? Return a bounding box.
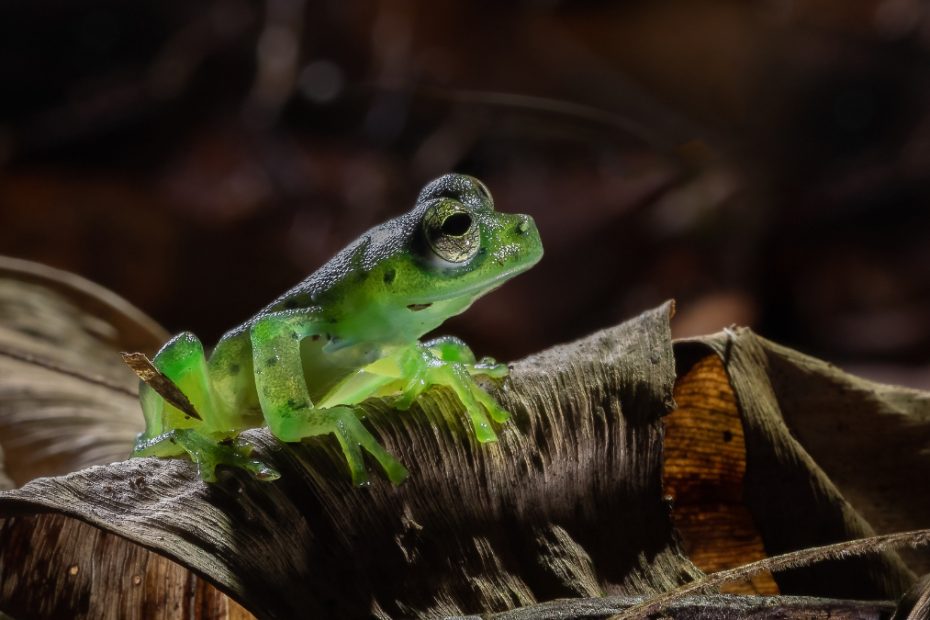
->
[207,334,384,428]
[299,337,381,404]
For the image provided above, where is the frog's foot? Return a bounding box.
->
[394,367,428,410]
[468,356,509,380]
[134,429,279,483]
[269,406,409,486]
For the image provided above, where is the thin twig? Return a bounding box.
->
[610,529,930,620]
[401,85,666,151]
[121,352,201,420]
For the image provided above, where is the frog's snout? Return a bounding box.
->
[511,213,543,264]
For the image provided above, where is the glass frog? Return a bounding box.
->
[131,174,543,485]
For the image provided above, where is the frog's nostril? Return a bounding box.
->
[516,216,530,235]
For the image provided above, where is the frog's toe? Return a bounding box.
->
[240,457,281,481]
[214,440,280,481]
[197,449,280,483]
[132,432,186,458]
[395,375,427,410]
[472,357,509,379]
[332,425,370,486]
[466,380,510,425]
[484,399,511,424]
[467,406,499,443]
[379,454,409,485]
[329,408,408,485]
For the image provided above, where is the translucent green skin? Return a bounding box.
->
[132,174,544,485]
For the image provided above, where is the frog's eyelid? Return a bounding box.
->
[421,180,491,206]
[474,179,491,198]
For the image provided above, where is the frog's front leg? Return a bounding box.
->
[388,339,510,443]
[392,336,506,411]
[249,311,409,485]
[424,336,509,379]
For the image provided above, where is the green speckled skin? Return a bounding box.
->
[132,174,543,485]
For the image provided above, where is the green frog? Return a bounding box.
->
[131,174,543,485]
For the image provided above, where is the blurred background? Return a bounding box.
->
[1,0,929,385]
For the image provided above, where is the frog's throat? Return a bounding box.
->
[410,264,532,305]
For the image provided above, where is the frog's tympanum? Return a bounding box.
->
[131,174,543,485]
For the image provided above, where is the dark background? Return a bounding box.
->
[2,0,929,386]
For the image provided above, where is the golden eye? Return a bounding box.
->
[422,200,480,263]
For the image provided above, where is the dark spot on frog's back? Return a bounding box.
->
[266,356,278,366]
[407,303,432,312]
[383,268,396,284]
[229,363,240,375]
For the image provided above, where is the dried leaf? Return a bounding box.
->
[892,574,930,620]
[0,303,704,619]
[0,256,164,485]
[664,354,777,594]
[0,303,928,619]
[748,337,930,575]
[0,255,168,353]
[677,329,919,598]
[0,513,254,620]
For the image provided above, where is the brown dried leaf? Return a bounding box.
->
[664,354,778,595]
[676,329,919,598]
[0,256,165,485]
[0,303,927,619]
[0,303,704,619]
[892,574,930,620]
[750,337,930,575]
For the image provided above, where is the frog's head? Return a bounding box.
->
[359,173,543,340]
[409,173,543,297]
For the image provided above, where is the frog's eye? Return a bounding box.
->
[422,200,481,264]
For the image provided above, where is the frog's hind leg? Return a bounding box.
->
[133,332,211,458]
[135,428,278,482]
[132,332,278,481]
[250,311,408,485]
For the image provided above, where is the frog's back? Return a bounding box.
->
[254,211,418,318]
